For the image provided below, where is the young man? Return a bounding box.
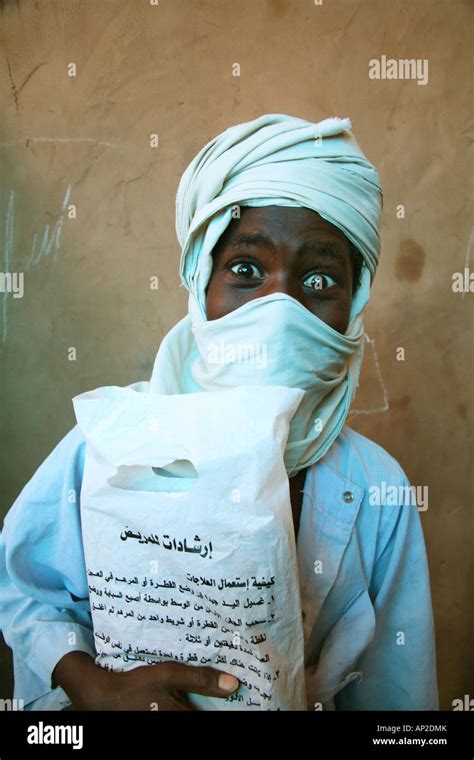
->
[0,114,438,710]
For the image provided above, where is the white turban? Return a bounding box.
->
[175,113,383,323]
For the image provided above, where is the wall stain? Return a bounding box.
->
[391,395,411,411]
[268,0,289,17]
[395,238,426,282]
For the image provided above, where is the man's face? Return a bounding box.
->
[205,206,354,334]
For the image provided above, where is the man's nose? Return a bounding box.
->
[261,272,302,304]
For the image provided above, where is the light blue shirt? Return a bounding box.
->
[0,423,439,711]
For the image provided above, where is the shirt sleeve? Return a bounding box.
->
[0,425,96,710]
[334,468,439,710]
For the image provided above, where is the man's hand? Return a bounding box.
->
[53,652,240,711]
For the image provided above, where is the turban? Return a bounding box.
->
[176,113,382,321]
[149,113,384,474]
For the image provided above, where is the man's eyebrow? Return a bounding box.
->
[227,232,347,262]
[228,232,275,249]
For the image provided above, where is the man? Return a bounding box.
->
[0,114,438,710]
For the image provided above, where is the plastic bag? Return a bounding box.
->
[73,383,307,711]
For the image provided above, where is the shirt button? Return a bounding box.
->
[343,491,354,503]
[302,610,306,620]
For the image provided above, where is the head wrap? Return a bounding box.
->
[149,113,383,475]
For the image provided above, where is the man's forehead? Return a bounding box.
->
[226,205,350,247]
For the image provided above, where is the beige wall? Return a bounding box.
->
[0,0,472,709]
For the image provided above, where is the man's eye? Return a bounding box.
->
[303,272,336,291]
[229,261,262,279]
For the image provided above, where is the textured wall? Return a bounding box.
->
[0,0,472,710]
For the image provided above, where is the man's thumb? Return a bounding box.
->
[166,663,240,697]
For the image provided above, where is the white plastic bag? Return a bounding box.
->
[73,383,307,711]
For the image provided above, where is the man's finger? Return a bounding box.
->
[161,663,240,698]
